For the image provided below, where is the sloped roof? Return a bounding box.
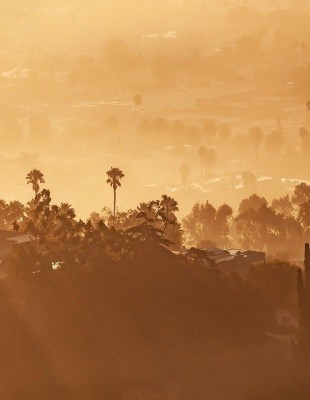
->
[213,254,235,263]
[0,230,31,244]
[0,230,32,280]
[202,247,229,256]
[7,235,31,244]
[0,230,25,239]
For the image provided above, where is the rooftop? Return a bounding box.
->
[0,230,31,244]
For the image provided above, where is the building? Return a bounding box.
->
[195,247,265,275]
[0,230,31,279]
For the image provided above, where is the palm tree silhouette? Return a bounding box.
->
[197,147,217,177]
[179,164,190,187]
[106,167,125,220]
[26,169,45,197]
[133,94,142,110]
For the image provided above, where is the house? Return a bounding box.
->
[1,67,32,79]
[0,230,31,279]
[198,247,265,275]
[200,247,235,265]
[173,246,265,274]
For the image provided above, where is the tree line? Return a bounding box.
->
[1,169,310,263]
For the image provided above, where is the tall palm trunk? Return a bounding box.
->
[113,187,116,220]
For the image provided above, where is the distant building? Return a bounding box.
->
[0,67,32,79]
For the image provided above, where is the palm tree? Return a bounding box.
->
[242,171,256,192]
[106,167,125,219]
[248,126,264,151]
[133,94,142,110]
[26,169,45,197]
[197,147,217,177]
[205,148,217,176]
[179,164,190,187]
[197,146,207,176]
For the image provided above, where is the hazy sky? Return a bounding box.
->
[0,0,310,220]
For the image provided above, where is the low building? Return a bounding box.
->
[0,230,31,279]
[197,247,265,275]
[200,247,235,266]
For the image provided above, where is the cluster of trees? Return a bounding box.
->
[0,105,300,166]
[134,115,308,184]
[4,168,310,260]
[5,168,184,278]
[184,183,310,258]
[183,202,232,248]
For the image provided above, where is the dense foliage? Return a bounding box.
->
[0,170,308,399]
[184,184,310,258]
